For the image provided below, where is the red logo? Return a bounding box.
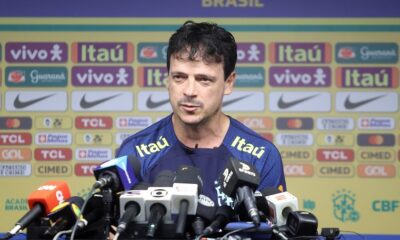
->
[75,116,113,129]
[140,47,157,59]
[317,149,354,162]
[8,70,25,83]
[0,133,32,145]
[34,148,72,161]
[257,132,273,142]
[75,163,99,176]
[338,47,355,59]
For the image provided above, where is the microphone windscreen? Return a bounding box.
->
[153,170,174,187]
[132,182,150,190]
[27,180,71,215]
[174,165,203,193]
[196,194,216,222]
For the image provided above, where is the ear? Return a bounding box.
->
[224,71,236,95]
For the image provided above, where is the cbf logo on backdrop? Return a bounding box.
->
[332,189,360,222]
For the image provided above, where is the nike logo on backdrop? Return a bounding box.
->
[277,94,319,109]
[344,95,385,109]
[80,94,121,109]
[222,94,252,107]
[13,94,55,109]
[146,95,170,109]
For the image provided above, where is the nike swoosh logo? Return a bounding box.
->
[278,94,319,109]
[80,94,121,109]
[344,95,385,109]
[146,95,170,109]
[13,94,55,109]
[222,94,252,107]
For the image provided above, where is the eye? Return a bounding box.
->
[171,74,186,82]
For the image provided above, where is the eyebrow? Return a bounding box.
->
[170,71,216,80]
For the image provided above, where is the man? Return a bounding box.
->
[117,21,286,206]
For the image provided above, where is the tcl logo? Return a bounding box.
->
[0,148,31,161]
[74,163,99,176]
[75,116,113,129]
[0,133,32,145]
[317,149,354,162]
[34,148,72,161]
[358,164,395,178]
[284,164,313,177]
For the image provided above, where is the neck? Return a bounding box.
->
[172,113,230,149]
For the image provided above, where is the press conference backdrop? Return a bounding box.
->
[0,0,399,237]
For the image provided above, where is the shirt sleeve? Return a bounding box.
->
[257,144,287,192]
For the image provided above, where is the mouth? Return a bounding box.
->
[180,103,201,112]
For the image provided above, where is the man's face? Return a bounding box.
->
[167,54,235,126]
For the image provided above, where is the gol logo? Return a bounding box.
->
[284,164,313,177]
[357,164,395,178]
[0,148,31,161]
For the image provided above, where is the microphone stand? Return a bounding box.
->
[102,188,113,239]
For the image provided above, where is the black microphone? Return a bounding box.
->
[44,196,84,237]
[192,194,216,236]
[203,205,234,236]
[146,170,175,238]
[93,155,142,192]
[116,182,150,235]
[76,193,104,231]
[258,187,281,219]
[219,158,261,225]
[172,165,203,236]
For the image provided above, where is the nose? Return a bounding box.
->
[183,78,197,97]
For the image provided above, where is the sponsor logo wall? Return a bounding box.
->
[0,19,399,235]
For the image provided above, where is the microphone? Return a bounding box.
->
[93,155,142,192]
[44,196,83,237]
[219,158,261,225]
[265,191,299,226]
[171,165,202,236]
[146,170,175,238]
[117,182,150,235]
[202,205,234,236]
[192,194,216,235]
[5,181,71,238]
[75,193,104,232]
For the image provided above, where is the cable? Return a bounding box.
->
[288,236,321,240]
[69,187,98,240]
[52,229,72,240]
[220,224,258,240]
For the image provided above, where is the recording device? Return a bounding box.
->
[219,158,261,225]
[265,191,299,226]
[5,181,71,238]
[203,205,234,236]
[93,155,142,192]
[286,211,318,237]
[44,196,83,237]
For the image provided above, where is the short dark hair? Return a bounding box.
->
[167,20,237,80]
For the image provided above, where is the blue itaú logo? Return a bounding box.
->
[332,189,360,222]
